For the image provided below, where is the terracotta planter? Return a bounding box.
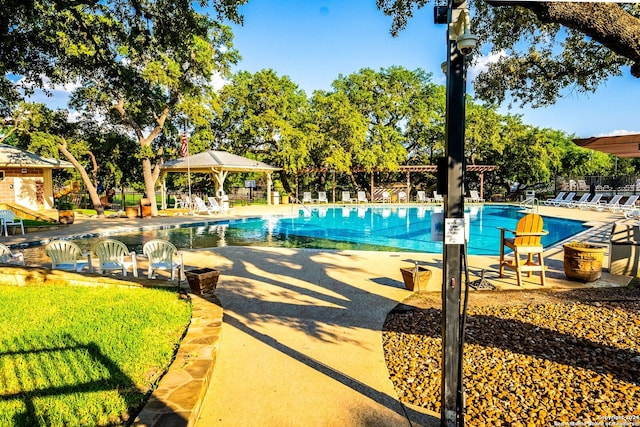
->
[563,244,605,283]
[58,210,75,225]
[400,266,432,292]
[185,268,220,295]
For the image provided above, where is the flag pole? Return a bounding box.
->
[182,123,192,214]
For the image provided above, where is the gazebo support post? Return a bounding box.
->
[266,172,272,205]
[406,171,411,201]
[370,173,374,202]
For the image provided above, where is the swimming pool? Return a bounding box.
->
[40,205,585,257]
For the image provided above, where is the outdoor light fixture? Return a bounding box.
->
[449,8,477,55]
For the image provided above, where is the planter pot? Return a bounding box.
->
[58,210,75,225]
[185,268,220,295]
[400,266,432,292]
[563,244,605,283]
[125,206,139,219]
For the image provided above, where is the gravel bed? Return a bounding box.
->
[383,288,640,426]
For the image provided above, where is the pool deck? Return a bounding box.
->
[0,203,633,426]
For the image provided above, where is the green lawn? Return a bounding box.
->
[0,285,191,426]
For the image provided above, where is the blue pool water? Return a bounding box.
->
[63,205,586,256]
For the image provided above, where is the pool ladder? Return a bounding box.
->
[290,197,313,216]
[519,197,539,213]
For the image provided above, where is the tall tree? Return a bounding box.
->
[377,1,640,107]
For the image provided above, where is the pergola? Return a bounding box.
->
[573,134,640,158]
[159,150,281,208]
[298,164,498,202]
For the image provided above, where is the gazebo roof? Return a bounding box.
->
[0,144,73,168]
[161,150,280,173]
[573,134,640,158]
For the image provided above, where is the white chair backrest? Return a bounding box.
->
[0,210,16,221]
[143,239,177,265]
[342,191,351,202]
[357,191,367,201]
[303,192,312,202]
[45,240,83,264]
[417,191,425,201]
[318,192,327,202]
[94,239,130,263]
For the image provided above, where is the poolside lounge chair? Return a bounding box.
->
[342,191,356,203]
[577,180,588,191]
[0,243,24,265]
[357,191,368,203]
[398,191,407,203]
[432,191,444,203]
[382,191,391,203]
[317,192,328,204]
[615,195,639,214]
[206,196,224,213]
[498,213,548,287]
[416,191,426,203]
[580,193,602,210]
[0,210,24,236]
[302,192,314,204]
[567,193,590,208]
[45,240,92,272]
[544,192,566,206]
[553,192,576,207]
[465,190,484,203]
[193,196,219,215]
[92,239,138,277]
[143,239,183,281]
[597,194,623,212]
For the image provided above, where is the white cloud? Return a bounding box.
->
[596,129,640,137]
[468,50,508,81]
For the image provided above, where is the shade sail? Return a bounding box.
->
[573,134,640,158]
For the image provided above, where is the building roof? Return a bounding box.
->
[0,144,74,168]
[161,150,280,173]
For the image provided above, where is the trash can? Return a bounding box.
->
[139,198,152,218]
[272,191,280,205]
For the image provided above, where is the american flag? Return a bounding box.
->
[180,131,188,157]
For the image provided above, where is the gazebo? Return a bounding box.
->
[159,150,281,208]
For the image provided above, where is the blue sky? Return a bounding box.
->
[225,0,640,138]
[28,0,639,139]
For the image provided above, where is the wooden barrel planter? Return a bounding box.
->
[563,243,605,283]
[400,266,432,292]
[185,268,220,295]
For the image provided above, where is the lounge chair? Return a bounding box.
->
[615,195,639,214]
[193,196,219,215]
[553,192,576,207]
[544,192,566,206]
[382,191,391,203]
[0,243,24,265]
[498,213,548,286]
[0,209,24,236]
[577,180,588,191]
[596,194,623,212]
[432,191,444,203]
[93,239,138,277]
[143,239,184,281]
[302,192,314,204]
[465,190,484,203]
[45,240,92,272]
[342,191,356,204]
[206,196,224,213]
[567,193,590,208]
[317,192,329,204]
[398,191,407,203]
[579,193,602,210]
[357,191,368,203]
[416,191,426,203]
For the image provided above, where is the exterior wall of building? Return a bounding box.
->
[0,167,54,210]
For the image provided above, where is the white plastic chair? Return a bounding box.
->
[302,192,313,204]
[398,191,407,203]
[0,210,24,236]
[205,196,224,213]
[317,192,328,203]
[45,240,92,272]
[342,191,355,203]
[0,243,24,265]
[193,196,218,215]
[416,191,426,203]
[357,191,368,203]
[382,191,391,203]
[143,239,183,281]
[93,239,138,277]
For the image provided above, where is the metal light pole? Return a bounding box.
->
[435,1,476,425]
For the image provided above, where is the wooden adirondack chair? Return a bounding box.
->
[143,239,183,281]
[498,214,548,286]
[45,240,92,272]
[93,239,138,277]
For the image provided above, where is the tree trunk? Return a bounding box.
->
[58,140,105,217]
[142,158,158,217]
